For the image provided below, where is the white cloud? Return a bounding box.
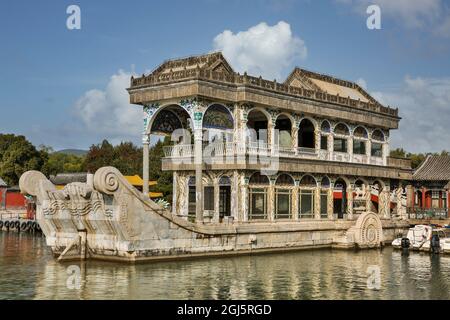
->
[212,21,307,80]
[356,78,367,90]
[372,76,450,153]
[72,70,142,143]
[337,0,449,35]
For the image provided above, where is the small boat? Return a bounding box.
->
[421,228,450,253]
[392,225,433,250]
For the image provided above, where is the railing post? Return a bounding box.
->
[142,134,150,197]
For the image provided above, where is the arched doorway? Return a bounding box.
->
[334,178,347,219]
[248,172,270,220]
[298,119,315,149]
[275,173,295,219]
[246,109,269,144]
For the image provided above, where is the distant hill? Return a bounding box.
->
[55,149,88,156]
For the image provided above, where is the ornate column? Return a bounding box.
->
[379,186,391,219]
[268,178,276,221]
[315,129,321,152]
[292,181,299,220]
[172,172,178,215]
[194,128,204,223]
[328,133,334,161]
[314,183,321,219]
[346,184,354,220]
[365,184,372,212]
[347,136,353,162]
[292,125,299,155]
[241,176,249,222]
[142,103,159,196]
[213,176,220,223]
[231,171,238,221]
[366,140,371,164]
[142,134,150,196]
[327,183,334,219]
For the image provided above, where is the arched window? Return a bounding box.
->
[354,126,368,138]
[151,110,183,135]
[299,175,316,219]
[275,174,294,219]
[321,120,331,133]
[334,123,350,135]
[334,123,349,153]
[321,176,330,188]
[249,172,270,220]
[371,130,384,158]
[372,129,385,141]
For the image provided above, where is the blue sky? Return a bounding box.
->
[1,0,449,152]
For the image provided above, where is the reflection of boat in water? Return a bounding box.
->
[392,225,450,254]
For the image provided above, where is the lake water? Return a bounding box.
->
[0,232,449,300]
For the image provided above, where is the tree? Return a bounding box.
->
[83,139,115,173]
[0,134,46,186]
[41,152,85,177]
[148,136,173,202]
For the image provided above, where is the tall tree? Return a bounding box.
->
[0,134,46,186]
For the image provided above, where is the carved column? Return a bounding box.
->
[348,136,353,162]
[213,177,220,223]
[292,126,299,155]
[366,139,372,164]
[194,128,204,223]
[327,183,334,219]
[268,178,276,221]
[346,184,354,220]
[379,186,391,218]
[292,181,299,220]
[314,183,321,219]
[241,176,249,222]
[315,129,321,152]
[172,172,178,215]
[328,134,334,160]
[365,184,372,212]
[142,134,150,197]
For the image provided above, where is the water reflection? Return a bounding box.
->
[1,232,449,300]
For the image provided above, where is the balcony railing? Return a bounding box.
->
[407,208,449,220]
[162,143,401,167]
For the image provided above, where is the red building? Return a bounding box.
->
[0,177,35,219]
[410,155,450,219]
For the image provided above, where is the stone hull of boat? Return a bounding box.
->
[19,167,408,262]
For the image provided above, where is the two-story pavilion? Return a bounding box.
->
[128,52,412,225]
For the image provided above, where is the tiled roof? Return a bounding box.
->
[0,177,7,187]
[413,155,450,181]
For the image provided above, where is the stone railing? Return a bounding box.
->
[407,208,448,220]
[387,156,412,170]
[163,143,399,167]
[130,70,399,118]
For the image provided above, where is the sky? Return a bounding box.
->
[0,0,449,153]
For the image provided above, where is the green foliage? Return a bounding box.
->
[0,134,46,186]
[41,152,85,177]
[148,136,173,202]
